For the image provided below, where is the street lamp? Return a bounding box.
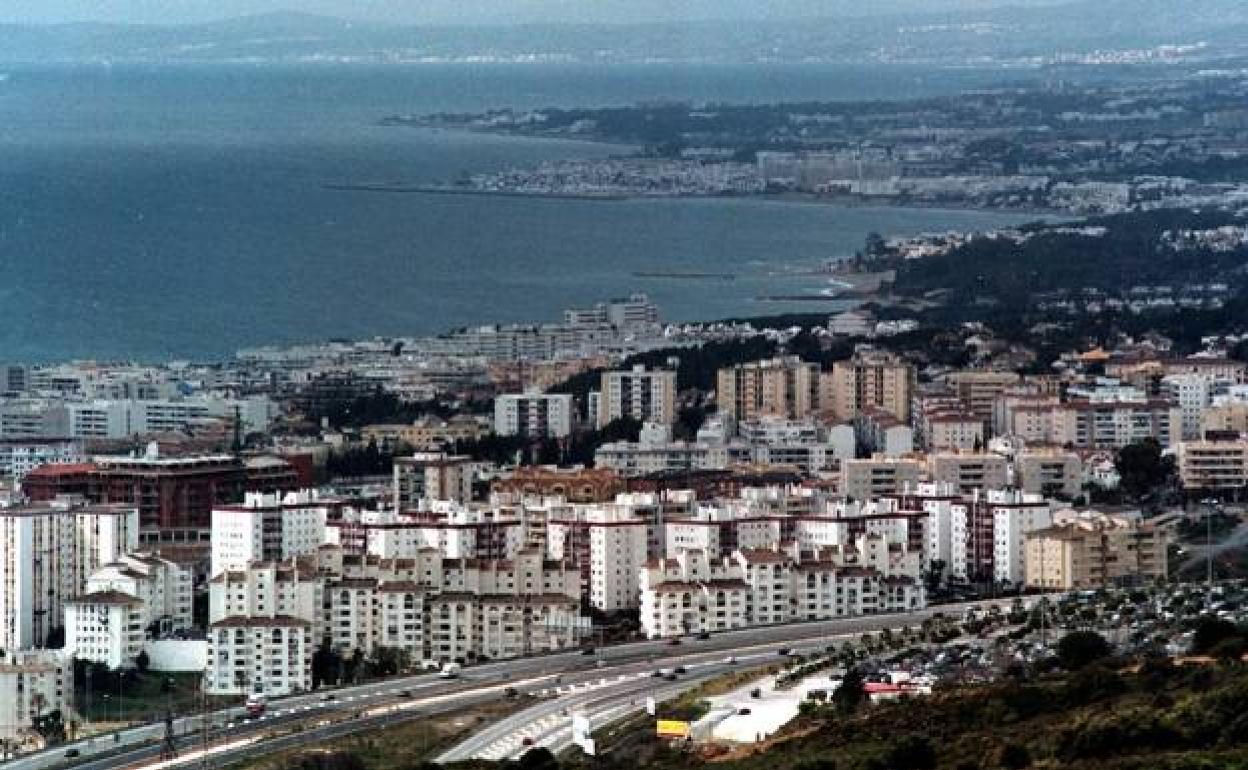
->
[1199,497,1219,611]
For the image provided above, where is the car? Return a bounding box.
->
[664,673,678,681]
[400,689,413,698]
[777,647,792,656]
[750,687,762,698]
[65,749,80,759]
[724,656,738,665]
[673,665,687,674]
[521,737,535,747]
[737,708,752,716]
[696,631,711,640]
[505,687,519,698]
[667,638,682,646]
[581,646,596,656]
[652,670,665,678]
[322,694,337,702]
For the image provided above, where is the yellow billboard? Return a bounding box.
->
[656,720,691,738]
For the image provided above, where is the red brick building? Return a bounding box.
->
[22,450,297,542]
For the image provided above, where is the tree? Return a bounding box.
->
[1190,616,1242,654]
[1056,631,1111,670]
[135,650,150,674]
[999,743,1031,769]
[885,735,937,770]
[45,626,65,649]
[516,746,559,770]
[1115,439,1174,503]
[833,668,866,715]
[370,647,409,677]
[311,641,343,689]
[1210,636,1248,663]
[32,709,65,744]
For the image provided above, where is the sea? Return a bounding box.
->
[0,63,1040,362]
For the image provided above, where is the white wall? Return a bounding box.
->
[144,640,208,672]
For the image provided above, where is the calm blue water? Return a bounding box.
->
[0,64,1036,362]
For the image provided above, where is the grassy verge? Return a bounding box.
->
[223,697,531,770]
[75,672,230,725]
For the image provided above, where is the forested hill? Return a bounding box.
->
[891,208,1248,305]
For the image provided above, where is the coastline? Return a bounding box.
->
[374,122,1062,218]
[326,179,1059,218]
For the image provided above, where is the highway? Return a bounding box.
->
[17,597,1035,770]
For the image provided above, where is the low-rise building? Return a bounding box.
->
[1014,451,1082,499]
[928,453,1009,496]
[0,650,70,745]
[1175,438,1248,494]
[839,457,923,500]
[1024,510,1170,590]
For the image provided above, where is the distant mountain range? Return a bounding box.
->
[2,1,1246,65]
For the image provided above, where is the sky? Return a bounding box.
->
[0,0,1074,26]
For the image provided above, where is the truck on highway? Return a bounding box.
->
[439,662,461,679]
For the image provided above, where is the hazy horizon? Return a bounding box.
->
[0,0,1079,27]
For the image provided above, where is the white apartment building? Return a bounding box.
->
[664,508,781,559]
[597,365,677,428]
[83,554,193,633]
[209,546,590,676]
[211,490,333,577]
[640,550,750,638]
[1162,373,1236,441]
[63,590,146,669]
[639,544,925,639]
[992,498,1053,585]
[0,497,139,650]
[209,561,325,632]
[52,396,276,440]
[946,490,1052,584]
[546,504,649,611]
[0,438,84,478]
[329,502,529,561]
[0,650,70,745]
[494,392,573,439]
[594,435,726,477]
[205,616,314,697]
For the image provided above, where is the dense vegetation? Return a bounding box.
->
[563,658,1248,770]
[891,208,1248,304]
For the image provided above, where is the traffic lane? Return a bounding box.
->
[42,595,1036,770]
[448,643,831,762]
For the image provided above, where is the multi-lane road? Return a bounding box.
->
[16,597,1035,770]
